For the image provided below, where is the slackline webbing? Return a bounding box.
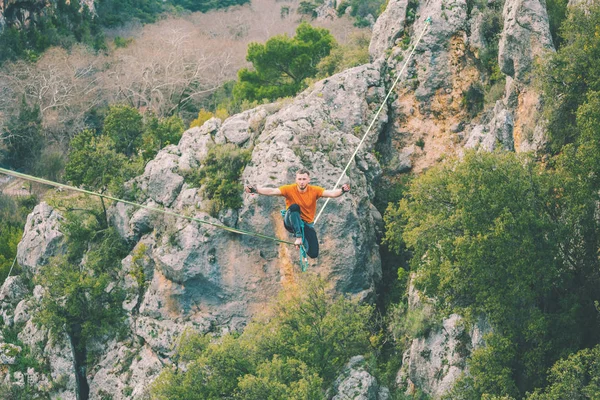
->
[313,16,432,225]
[0,167,295,249]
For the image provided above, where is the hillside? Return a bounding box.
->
[1,0,600,399]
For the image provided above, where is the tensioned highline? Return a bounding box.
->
[313,15,432,224]
[0,166,295,246]
[0,16,432,270]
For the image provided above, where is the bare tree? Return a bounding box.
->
[0,46,106,147]
[102,20,236,119]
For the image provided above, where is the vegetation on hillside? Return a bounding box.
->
[381,4,600,398]
[2,1,599,399]
[0,0,250,65]
[233,22,336,103]
[149,276,376,399]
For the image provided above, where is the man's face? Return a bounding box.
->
[296,173,310,190]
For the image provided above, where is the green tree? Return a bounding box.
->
[236,356,323,400]
[527,344,600,399]
[64,129,128,225]
[538,3,600,151]
[545,0,569,49]
[234,22,336,102]
[140,114,185,161]
[35,222,128,400]
[0,98,43,171]
[102,105,144,156]
[65,130,127,192]
[384,150,600,396]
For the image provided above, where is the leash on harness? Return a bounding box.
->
[281,210,309,272]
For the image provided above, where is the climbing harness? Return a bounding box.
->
[280,209,309,272]
[313,16,432,225]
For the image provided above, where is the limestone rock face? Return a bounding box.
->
[331,356,390,400]
[498,0,554,82]
[241,63,385,296]
[369,0,410,60]
[17,202,66,276]
[396,283,493,398]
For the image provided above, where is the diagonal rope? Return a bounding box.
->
[5,254,18,280]
[0,167,295,246]
[314,16,432,225]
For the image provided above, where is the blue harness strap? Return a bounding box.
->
[281,210,309,272]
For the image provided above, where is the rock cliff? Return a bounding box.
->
[0,0,561,396]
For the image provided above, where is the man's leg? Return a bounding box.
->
[303,225,319,258]
[284,204,303,238]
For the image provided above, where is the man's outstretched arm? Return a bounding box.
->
[245,185,282,196]
[322,183,350,198]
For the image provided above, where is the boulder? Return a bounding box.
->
[331,356,390,400]
[17,202,66,276]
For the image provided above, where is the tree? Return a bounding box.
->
[64,129,128,225]
[233,22,336,102]
[150,275,374,399]
[538,3,600,151]
[527,345,600,400]
[0,97,43,171]
[35,224,128,400]
[140,114,185,161]
[0,46,106,147]
[102,105,144,156]
[102,25,233,119]
[384,150,600,396]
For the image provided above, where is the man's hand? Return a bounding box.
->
[294,237,302,249]
[245,185,258,194]
[341,183,350,193]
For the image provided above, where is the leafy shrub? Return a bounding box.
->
[184,143,251,216]
[189,108,229,129]
[316,31,370,79]
[140,114,185,161]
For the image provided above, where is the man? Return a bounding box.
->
[245,168,350,258]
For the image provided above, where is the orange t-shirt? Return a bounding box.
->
[279,184,325,224]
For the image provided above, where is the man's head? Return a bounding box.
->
[295,168,310,191]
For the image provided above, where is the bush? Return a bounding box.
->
[184,143,251,216]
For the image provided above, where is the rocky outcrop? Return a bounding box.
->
[2,61,386,398]
[498,0,554,82]
[369,0,409,60]
[465,0,554,152]
[396,284,492,398]
[330,356,390,400]
[0,273,78,399]
[16,202,66,276]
